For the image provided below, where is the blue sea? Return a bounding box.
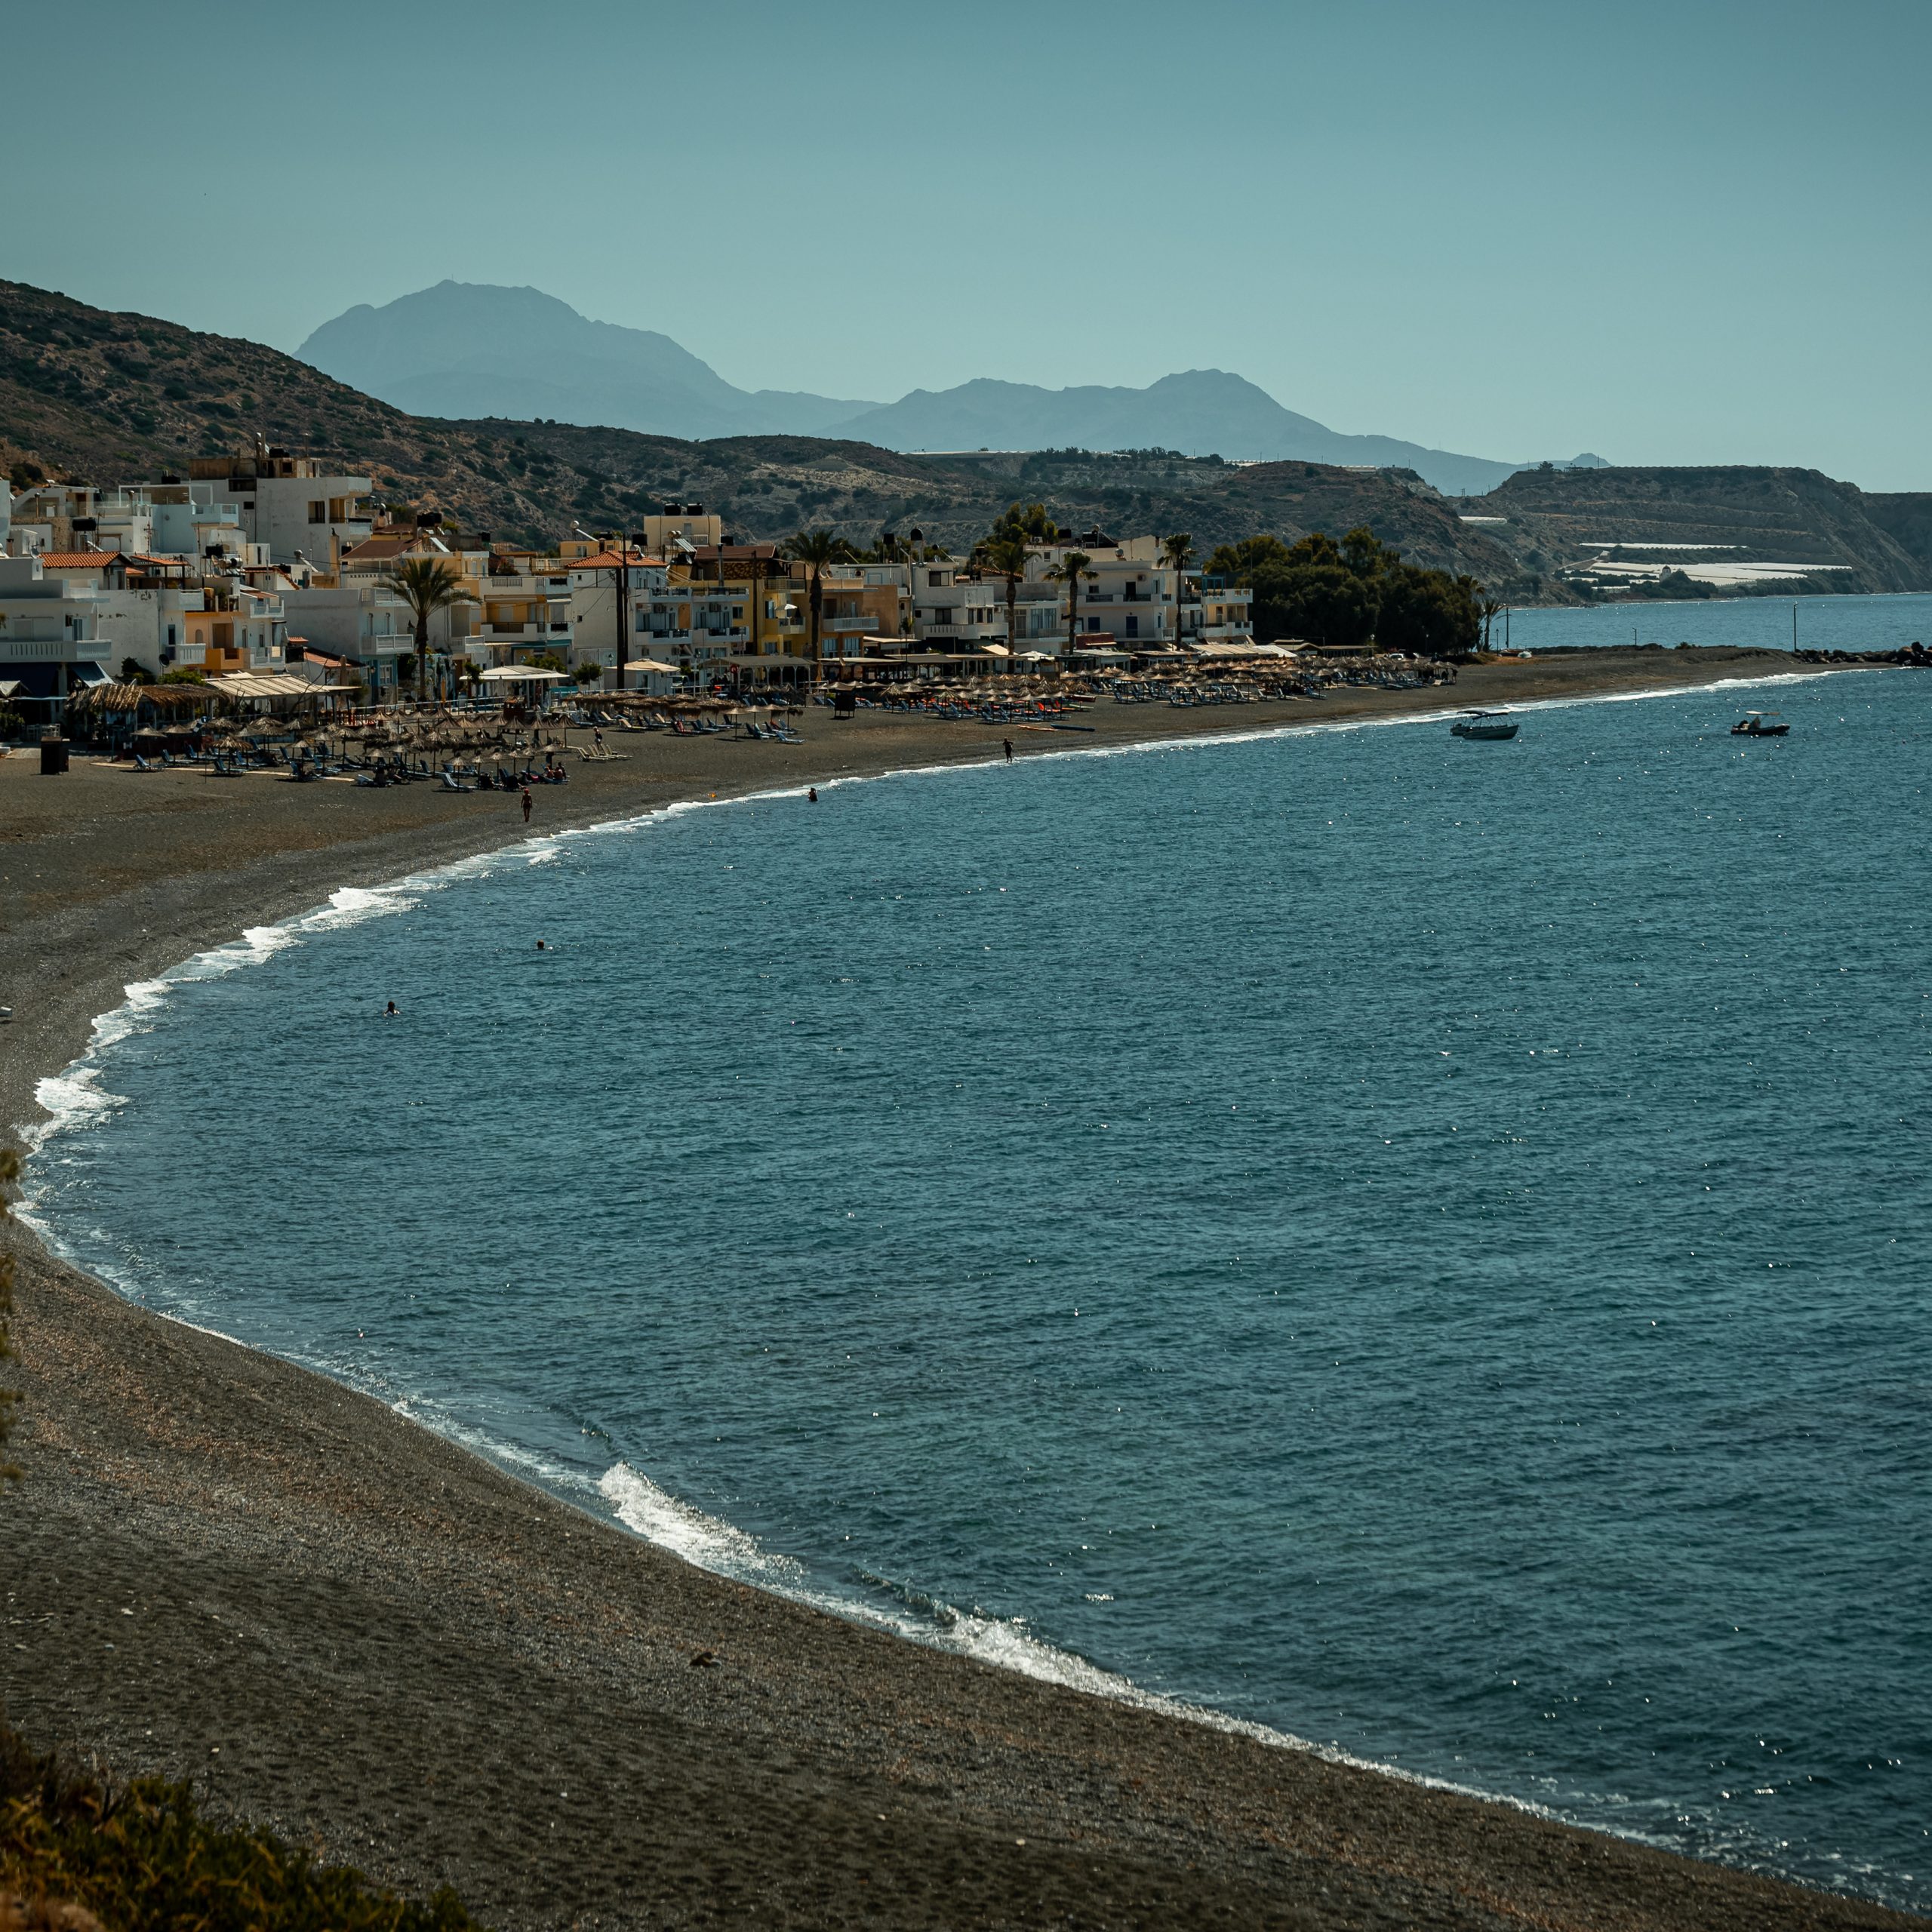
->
[26,669,1932,1909]
[1504,588,1932,654]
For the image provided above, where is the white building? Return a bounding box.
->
[568,550,666,678]
[0,554,111,706]
[279,585,417,698]
[188,445,374,568]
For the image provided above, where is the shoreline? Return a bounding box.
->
[4,648,1918,1930]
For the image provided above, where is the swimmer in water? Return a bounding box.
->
[536,940,546,951]
[807,786,818,803]
[385,1000,398,1016]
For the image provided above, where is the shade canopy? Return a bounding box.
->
[478,665,567,682]
[208,671,343,698]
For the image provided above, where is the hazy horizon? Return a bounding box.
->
[2,0,1926,488]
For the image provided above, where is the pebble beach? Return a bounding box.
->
[5,646,1916,1932]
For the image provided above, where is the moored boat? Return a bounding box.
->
[1730,711,1790,737]
[1451,709,1519,740]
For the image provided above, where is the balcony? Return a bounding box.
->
[2,634,111,661]
[478,623,555,641]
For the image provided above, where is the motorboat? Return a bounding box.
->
[1451,709,1519,740]
[1730,711,1789,737]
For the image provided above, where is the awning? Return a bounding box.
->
[207,672,335,698]
[621,659,683,674]
[478,665,567,681]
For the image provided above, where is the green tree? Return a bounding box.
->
[117,658,154,685]
[382,557,473,703]
[1047,551,1094,664]
[980,530,1032,670]
[784,528,854,681]
[1376,568,1481,657]
[992,500,1056,543]
[1206,534,1375,649]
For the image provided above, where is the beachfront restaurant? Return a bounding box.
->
[478,663,567,715]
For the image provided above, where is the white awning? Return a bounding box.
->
[207,671,334,697]
[478,665,567,681]
[622,659,683,674]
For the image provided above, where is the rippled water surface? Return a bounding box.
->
[29,671,1932,1906]
[1505,588,1932,652]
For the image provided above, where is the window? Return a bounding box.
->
[928,571,947,588]
[306,501,327,522]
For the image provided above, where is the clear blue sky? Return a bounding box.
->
[5,0,1926,486]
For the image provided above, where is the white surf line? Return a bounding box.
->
[14,672,1882,1880]
[20,658,1874,1159]
[588,1455,1701,1847]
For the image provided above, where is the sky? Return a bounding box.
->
[4,0,1927,487]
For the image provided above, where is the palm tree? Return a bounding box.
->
[1477,594,1503,652]
[1048,550,1093,669]
[982,530,1031,674]
[383,556,472,704]
[1161,533,1194,649]
[784,528,853,685]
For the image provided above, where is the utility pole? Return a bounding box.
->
[609,531,629,694]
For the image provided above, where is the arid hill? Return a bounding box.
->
[3,279,1927,602]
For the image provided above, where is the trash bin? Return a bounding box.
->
[40,733,69,776]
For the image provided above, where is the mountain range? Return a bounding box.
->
[296,283,1606,497]
[7,278,1925,605]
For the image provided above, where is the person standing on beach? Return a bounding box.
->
[521,786,533,823]
[1003,738,1014,764]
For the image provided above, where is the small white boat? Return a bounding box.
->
[1451,709,1519,740]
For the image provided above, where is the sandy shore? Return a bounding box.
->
[3,647,1915,1930]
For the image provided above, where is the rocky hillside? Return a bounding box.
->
[1481,464,1932,596]
[3,280,1925,604]
[0,279,1521,576]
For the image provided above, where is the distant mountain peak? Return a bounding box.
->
[297,282,878,440]
[297,281,1568,496]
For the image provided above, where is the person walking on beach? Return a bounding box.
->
[1003,738,1014,764]
[521,786,533,823]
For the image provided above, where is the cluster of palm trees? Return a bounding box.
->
[379,516,1212,701]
